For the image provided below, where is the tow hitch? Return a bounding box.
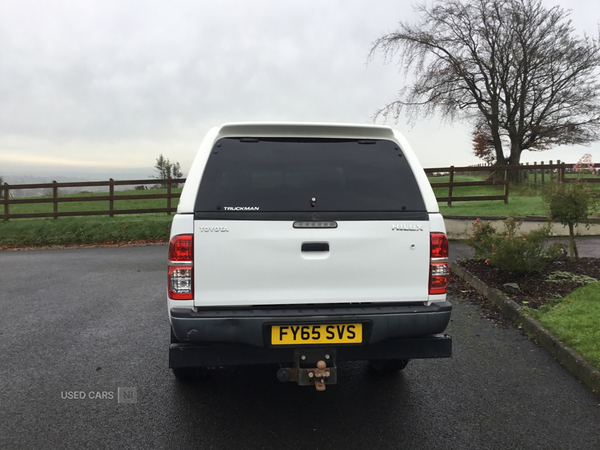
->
[277,349,337,391]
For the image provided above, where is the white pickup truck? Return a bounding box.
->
[168,123,451,390]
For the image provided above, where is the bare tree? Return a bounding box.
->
[369,0,600,170]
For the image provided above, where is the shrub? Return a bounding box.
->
[573,153,599,175]
[465,218,496,259]
[489,218,563,276]
[542,177,598,262]
[466,217,563,276]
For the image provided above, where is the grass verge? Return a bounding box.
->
[530,282,600,372]
[0,215,173,248]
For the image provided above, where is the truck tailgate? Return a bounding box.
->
[193,220,430,307]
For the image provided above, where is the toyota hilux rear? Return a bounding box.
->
[168,123,451,390]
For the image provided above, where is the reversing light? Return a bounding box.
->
[429,263,450,294]
[168,266,193,300]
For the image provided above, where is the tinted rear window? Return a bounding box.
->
[194,138,426,214]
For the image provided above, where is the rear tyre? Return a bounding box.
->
[368,359,409,374]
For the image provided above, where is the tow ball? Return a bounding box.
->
[277,349,337,391]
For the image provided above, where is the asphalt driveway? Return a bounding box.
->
[0,245,599,449]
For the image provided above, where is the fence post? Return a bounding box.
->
[109,178,115,217]
[53,181,58,219]
[557,160,561,183]
[534,161,537,186]
[3,182,9,221]
[526,162,530,188]
[549,160,554,181]
[560,162,565,183]
[541,161,545,186]
[447,166,454,207]
[167,176,172,215]
[504,170,509,204]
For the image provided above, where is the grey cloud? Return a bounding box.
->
[0,0,597,174]
[1,0,390,142]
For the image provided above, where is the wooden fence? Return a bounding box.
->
[2,161,599,219]
[2,178,184,220]
[425,165,509,207]
[425,161,600,207]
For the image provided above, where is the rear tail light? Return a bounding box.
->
[429,233,450,295]
[168,234,193,300]
[430,233,449,259]
[168,234,193,261]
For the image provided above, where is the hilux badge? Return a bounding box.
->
[392,224,424,231]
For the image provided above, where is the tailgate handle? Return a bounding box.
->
[302,242,329,252]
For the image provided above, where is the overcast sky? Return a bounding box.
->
[1,0,599,179]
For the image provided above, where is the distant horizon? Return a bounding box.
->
[2,152,591,186]
[1,165,158,184]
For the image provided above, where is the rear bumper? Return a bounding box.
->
[169,301,452,367]
[170,334,451,367]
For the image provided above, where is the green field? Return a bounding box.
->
[430,173,600,217]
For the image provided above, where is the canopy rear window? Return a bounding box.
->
[194,138,426,215]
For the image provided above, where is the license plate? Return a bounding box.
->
[271,323,362,345]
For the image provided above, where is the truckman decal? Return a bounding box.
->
[223,206,260,211]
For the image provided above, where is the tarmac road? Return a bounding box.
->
[1,245,599,449]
